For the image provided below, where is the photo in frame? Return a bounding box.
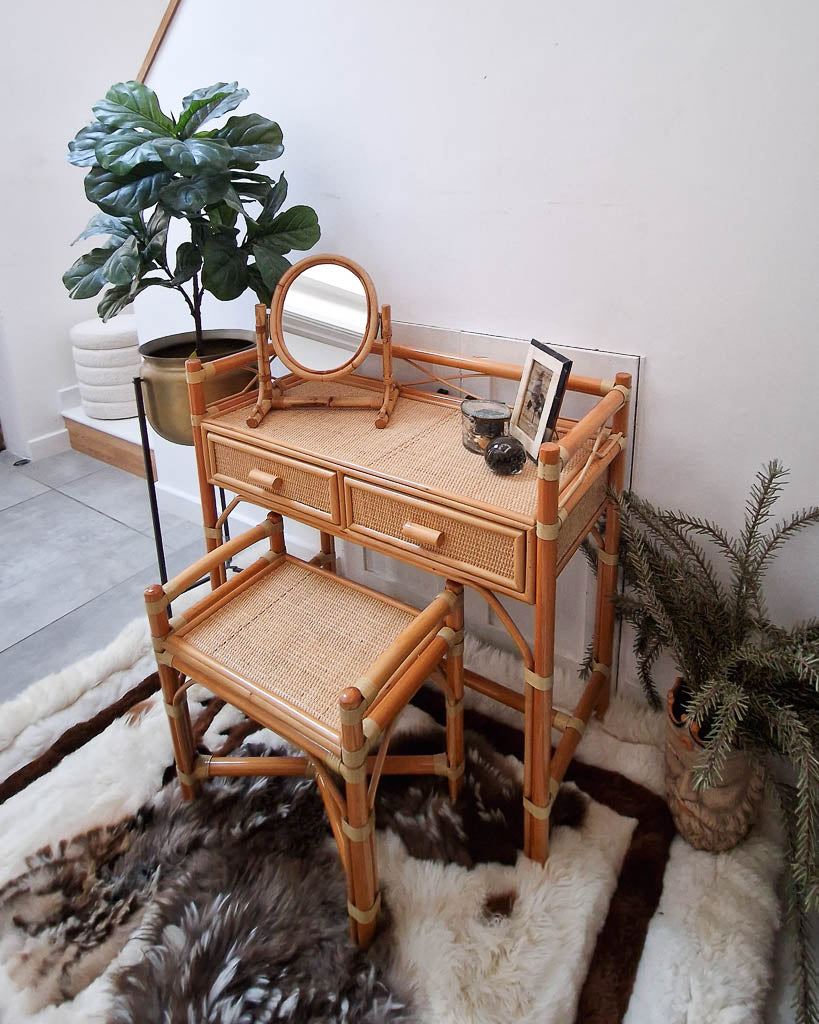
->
[510,339,573,460]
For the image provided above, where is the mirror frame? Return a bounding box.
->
[270,253,378,382]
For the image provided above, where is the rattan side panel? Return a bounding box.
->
[345,479,523,589]
[183,560,416,731]
[557,475,607,565]
[209,435,337,519]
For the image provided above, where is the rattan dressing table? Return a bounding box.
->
[185,336,631,865]
[185,358,630,856]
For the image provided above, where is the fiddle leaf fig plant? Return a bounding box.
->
[64,81,320,355]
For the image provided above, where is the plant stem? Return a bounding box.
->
[191,273,204,356]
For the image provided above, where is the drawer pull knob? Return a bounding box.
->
[248,468,284,491]
[401,522,443,547]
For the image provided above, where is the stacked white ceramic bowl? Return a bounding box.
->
[70,313,140,419]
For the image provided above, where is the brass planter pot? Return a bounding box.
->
[664,678,764,852]
[139,331,256,445]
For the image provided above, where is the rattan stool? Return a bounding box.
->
[144,511,464,947]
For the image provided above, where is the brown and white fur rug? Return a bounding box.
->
[0,625,784,1023]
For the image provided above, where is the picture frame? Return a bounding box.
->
[510,339,573,460]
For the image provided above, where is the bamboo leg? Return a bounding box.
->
[340,689,379,948]
[269,511,286,556]
[375,304,398,428]
[247,304,275,429]
[525,442,560,863]
[319,531,336,572]
[591,371,630,718]
[144,584,199,800]
[186,357,223,588]
[444,581,465,802]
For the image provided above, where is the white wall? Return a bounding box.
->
[138,0,819,649]
[0,1,169,457]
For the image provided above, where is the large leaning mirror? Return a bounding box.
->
[246,254,399,429]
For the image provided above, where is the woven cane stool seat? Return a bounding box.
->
[173,557,417,732]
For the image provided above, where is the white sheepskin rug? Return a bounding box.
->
[0,623,784,1023]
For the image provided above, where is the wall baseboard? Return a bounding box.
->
[28,426,70,460]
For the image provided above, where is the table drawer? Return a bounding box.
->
[344,478,526,591]
[207,434,340,523]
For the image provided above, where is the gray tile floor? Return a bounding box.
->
[0,448,810,1021]
[0,449,203,701]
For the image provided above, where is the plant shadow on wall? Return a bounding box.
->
[62,81,321,442]
[583,461,819,1024]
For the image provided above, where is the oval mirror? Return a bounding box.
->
[271,254,377,381]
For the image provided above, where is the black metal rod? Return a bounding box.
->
[133,377,168,587]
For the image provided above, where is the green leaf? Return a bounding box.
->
[97,284,134,321]
[93,81,175,135]
[207,201,239,230]
[202,232,248,300]
[72,213,132,245]
[63,248,112,299]
[68,122,112,167]
[219,184,244,216]
[263,205,321,252]
[212,113,283,167]
[160,172,230,215]
[232,182,271,203]
[177,82,248,138]
[85,163,172,216]
[247,264,277,304]
[172,242,202,283]
[252,239,292,290]
[101,235,140,286]
[151,136,232,175]
[257,174,288,225]
[145,206,170,262]
[95,128,165,174]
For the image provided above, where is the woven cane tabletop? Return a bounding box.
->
[182,559,417,731]
[209,382,590,522]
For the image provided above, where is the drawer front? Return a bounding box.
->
[344,478,526,591]
[207,434,340,523]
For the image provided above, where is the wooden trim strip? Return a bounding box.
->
[136,0,183,83]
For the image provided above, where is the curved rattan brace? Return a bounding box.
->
[347,892,381,925]
[341,813,375,842]
[524,667,553,692]
[367,718,397,807]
